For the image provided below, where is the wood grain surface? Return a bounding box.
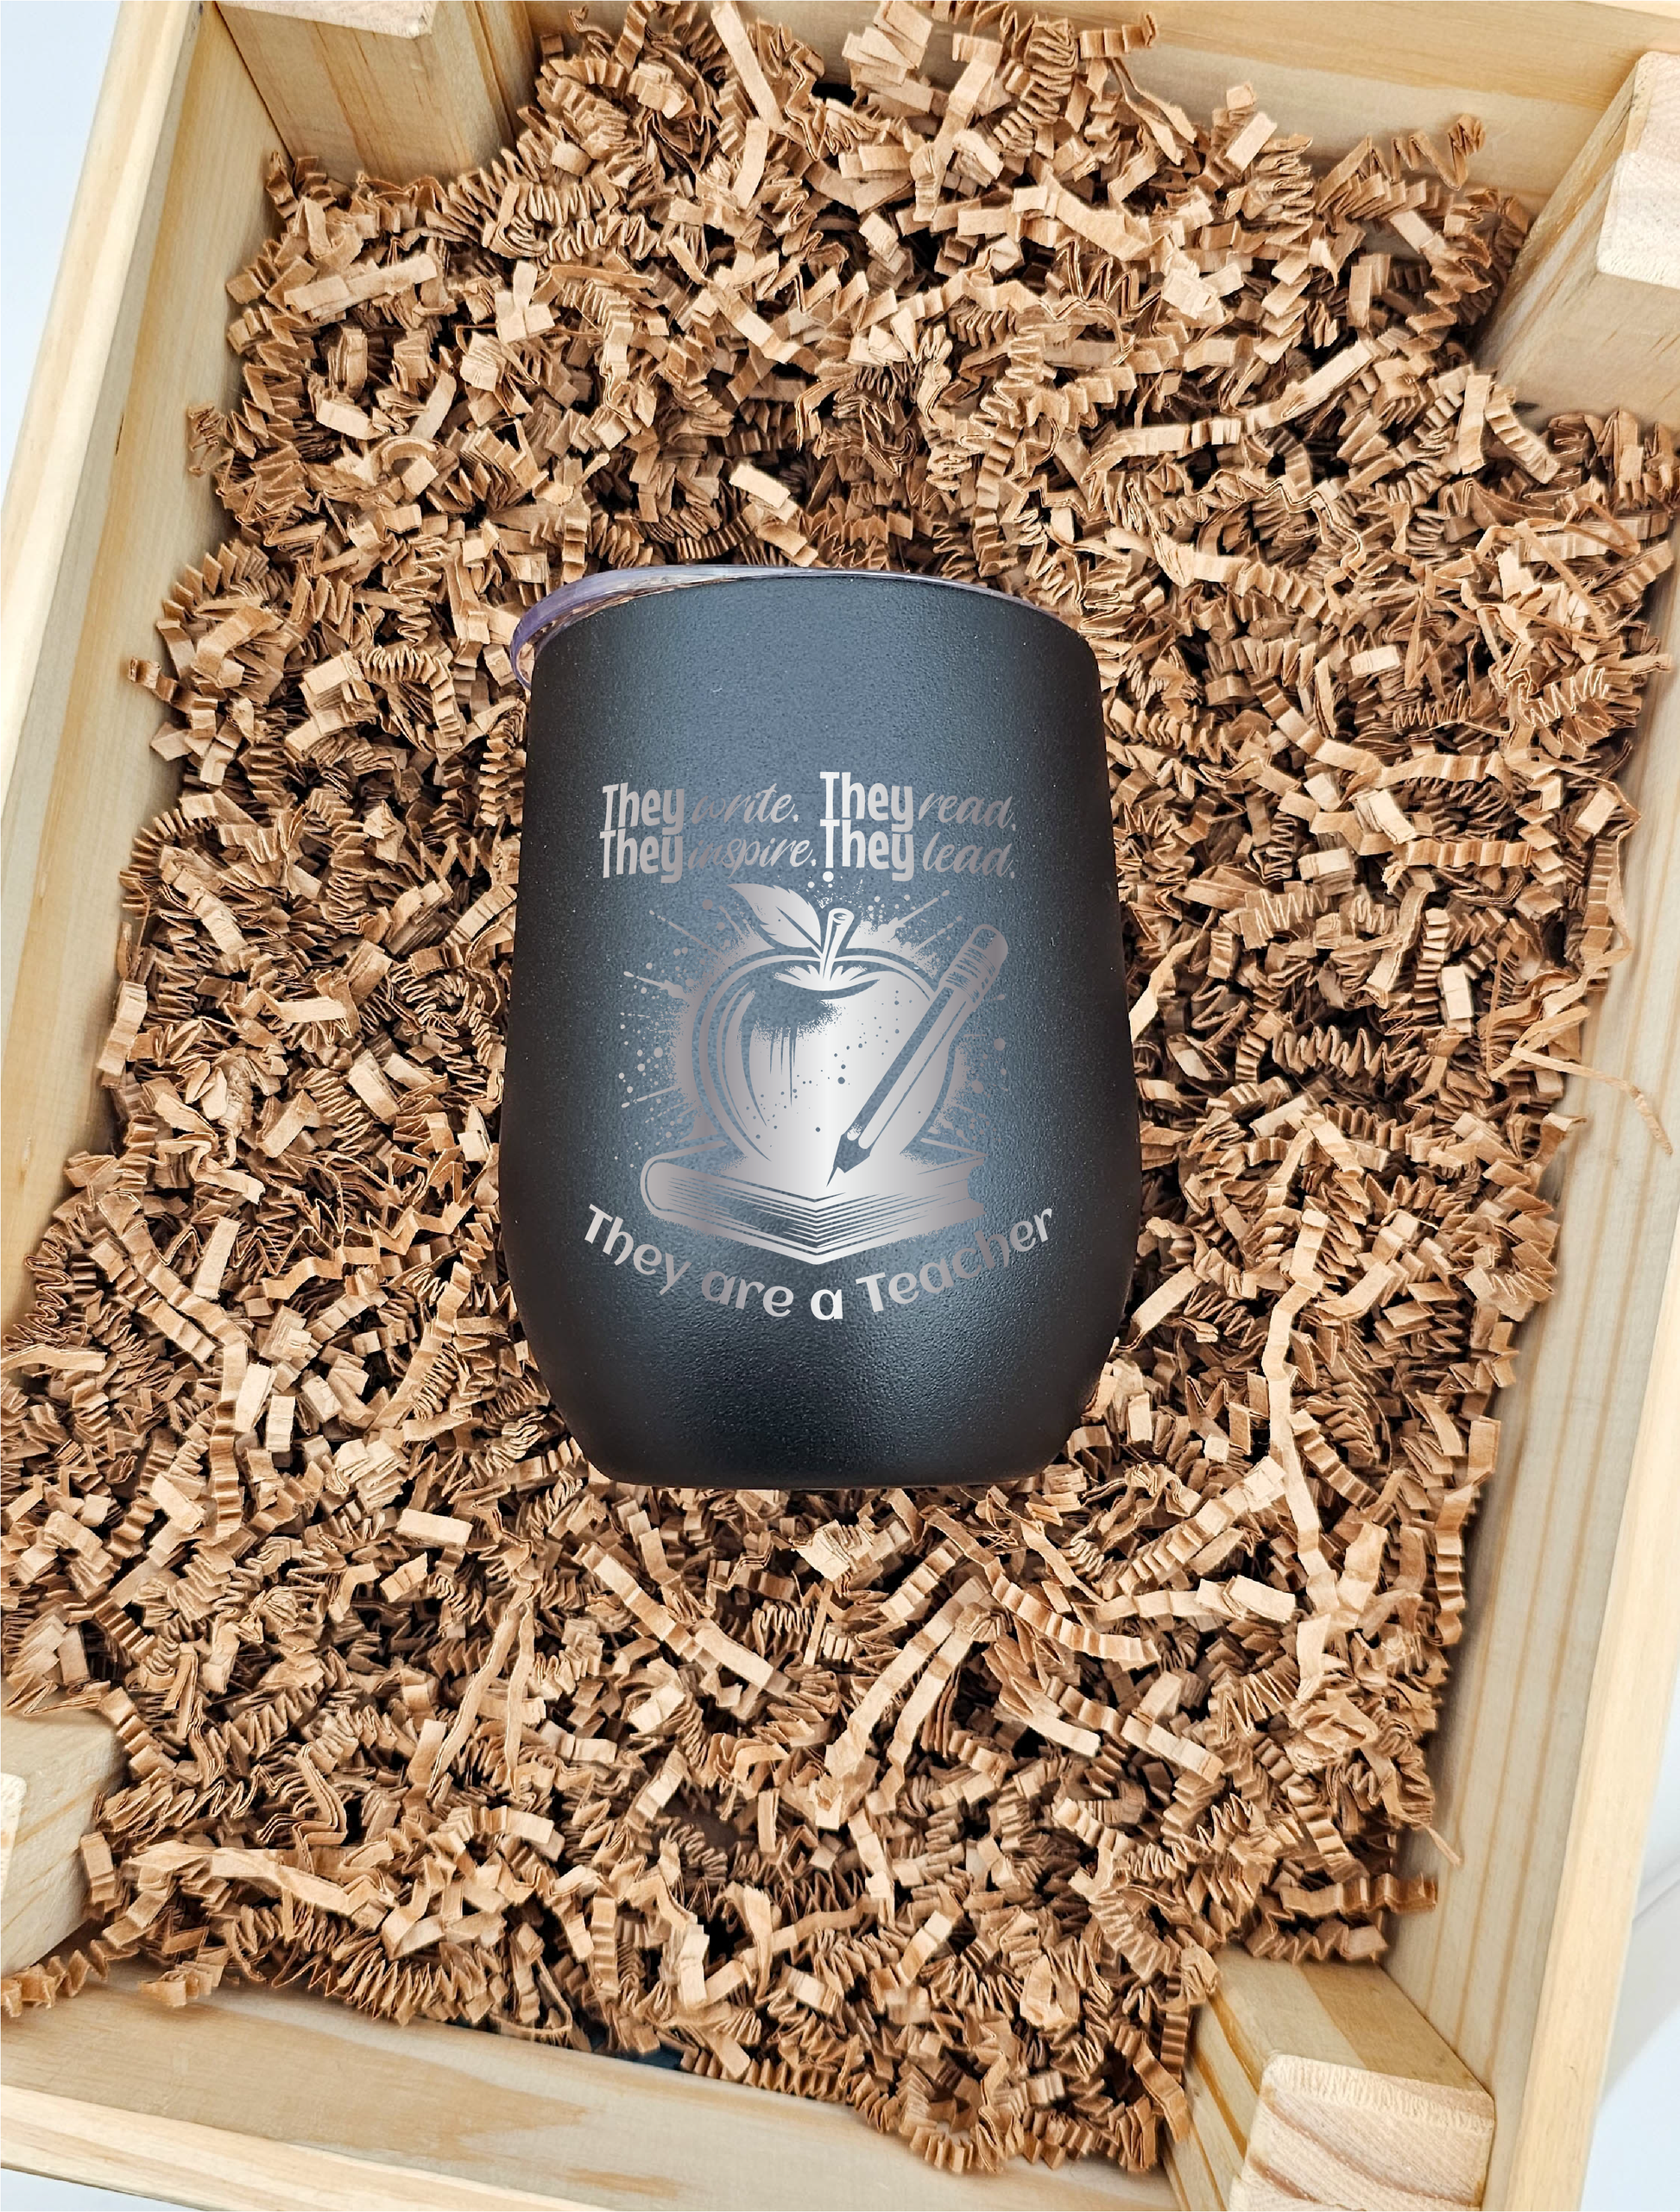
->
[1384,533,1680,2207]
[5,2086,590,2212]
[221,0,536,181]
[1165,1953,1494,2210]
[1,3,275,1329]
[0,1705,126,1975]
[0,1969,1175,2211]
[1375,87,1680,2209]
[1480,53,1680,421]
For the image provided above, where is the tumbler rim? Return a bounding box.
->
[509,564,1082,688]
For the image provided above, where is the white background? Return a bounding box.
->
[1,5,1675,2208]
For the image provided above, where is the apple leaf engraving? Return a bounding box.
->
[731,884,825,956]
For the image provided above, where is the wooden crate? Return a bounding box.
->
[3,5,1678,2207]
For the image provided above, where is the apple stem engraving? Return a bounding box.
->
[817,905,855,986]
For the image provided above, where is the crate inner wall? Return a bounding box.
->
[3,8,1679,2210]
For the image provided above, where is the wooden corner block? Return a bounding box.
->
[1228,2057,1494,2211]
[1478,50,1680,425]
[1,1704,126,1975]
[218,0,538,183]
[229,0,440,31]
[1165,1955,1494,2212]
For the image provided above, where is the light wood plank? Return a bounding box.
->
[1385,98,1680,2209]
[1177,2029,1249,2211]
[1500,1146,1680,2197]
[0,1969,1175,2212]
[1,3,277,1330]
[219,0,537,182]
[1165,1956,1493,2211]
[235,0,439,31]
[1213,1954,1487,2096]
[0,1773,24,1902]
[1385,535,1680,2209]
[0,0,196,812]
[1374,64,1680,2204]
[1479,53,1680,422]
[1165,2115,1221,2212]
[0,1706,127,1975]
[5,2086,589,2212]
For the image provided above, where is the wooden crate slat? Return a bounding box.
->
[0,3,275,1329]
[1503,1215,1680,2206]
[219,0,538,184]
[1364,89,1680,2206]
[1383,547,1680,2205]
[4,2085,588,2212]
[1,0,193,814]
[0,1969,1176,2211]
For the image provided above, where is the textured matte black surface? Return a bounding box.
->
[502,573,1140,1488]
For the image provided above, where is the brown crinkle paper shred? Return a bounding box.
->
[4,0,1677,2179]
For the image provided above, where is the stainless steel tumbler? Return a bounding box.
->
[503,568,1140,1488]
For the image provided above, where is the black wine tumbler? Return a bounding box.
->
[503,569,1140,1488]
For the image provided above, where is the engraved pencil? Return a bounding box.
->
[829,926,1007,1180]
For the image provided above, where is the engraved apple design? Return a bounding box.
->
[689,888,945,1198]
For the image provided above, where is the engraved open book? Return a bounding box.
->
[641,1140,986,1267]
